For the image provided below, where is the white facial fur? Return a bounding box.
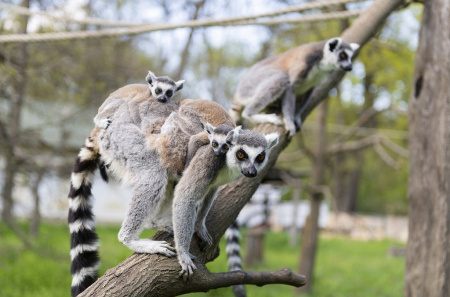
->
[225,131,279,178]
[146,71,184,103]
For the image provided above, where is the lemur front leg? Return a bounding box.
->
[241,72,290,126]
[294,88,314,130]
[185,131,209,168]
[173,146,222,280]
[281,86,298,137]
[194,188,218,245]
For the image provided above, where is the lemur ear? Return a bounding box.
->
[226,126,241,145]
[175,80,185,91]
[327,37,342,52]
[350,43,360,52]
[205,122,215,134]
[265,132,279,151]
[146,71,157,86]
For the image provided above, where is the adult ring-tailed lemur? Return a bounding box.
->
[230,37,359,137]
[68,77,279,295]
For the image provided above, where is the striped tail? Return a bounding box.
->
[68,135,101,296]
[225,221,247,297]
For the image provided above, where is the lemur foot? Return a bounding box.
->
[248,114,283,126]
[178,252,197,282]
[125,239,176,257]
[195,224,213,245]
[294,114,303,131]
[95,118,112,129]
[284,119,297,138]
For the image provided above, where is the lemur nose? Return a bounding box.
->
[243,167,257,178]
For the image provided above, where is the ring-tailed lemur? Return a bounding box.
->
[173,128,279,280]
[69,85,276,295]
[69,82,182,296]
[94,70,184,131]
[231,37,359,137]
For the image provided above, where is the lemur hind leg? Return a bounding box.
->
[241,71,290,126]
[118,171,176,257]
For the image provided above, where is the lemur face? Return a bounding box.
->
[225,129,278,178]
[206,123,235,156]
[323,38,360,72]
[146,71,184,103]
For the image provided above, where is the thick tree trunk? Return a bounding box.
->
[79,0,405,295]
[297,101,328,294]
[405,1,450,296]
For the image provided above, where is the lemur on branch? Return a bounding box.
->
[68,79,279,295]
[231,37,359,137]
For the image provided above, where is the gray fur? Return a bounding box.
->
[94,91,279,281]
[232,37,359,137]
[94,71,184,130]
[173,127,279,280]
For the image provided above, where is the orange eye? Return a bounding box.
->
[238,153,244,159]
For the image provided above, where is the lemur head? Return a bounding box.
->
[205,123,240,156]
[322,37,360,71]
[225,128,279,178]
[146,71,185,103]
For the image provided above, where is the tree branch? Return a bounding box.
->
[80,0,405,295]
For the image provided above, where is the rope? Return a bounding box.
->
[0,0,366,44]
[0,2,138,27]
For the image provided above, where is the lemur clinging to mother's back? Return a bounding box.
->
[94,70,184,132]
[231,37,359,137]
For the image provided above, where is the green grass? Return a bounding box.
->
[0,222,405,297]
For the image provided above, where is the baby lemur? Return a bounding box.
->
[94,70,184,132]
[231,37,359,137]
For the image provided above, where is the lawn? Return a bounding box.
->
[0,222,405,297]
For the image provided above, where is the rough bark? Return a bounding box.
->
[405,0,450,296]
[297,101,328,294]
[80,0,405,295]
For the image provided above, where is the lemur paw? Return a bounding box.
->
[147,240,177,257]
[284,119,297,138]
[196,225,213,245]
[96,118,112,129]
[294,114,303,131]
[178,252,197,282]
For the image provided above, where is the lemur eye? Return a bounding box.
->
[340,53,348,60]
[257,154,265,162]
[166,90,173,97]
[155,88,162,95]
[236,150,247,160]
[212,142,218,147]
[223,144,229,151]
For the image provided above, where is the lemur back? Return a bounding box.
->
[146,99,236,175]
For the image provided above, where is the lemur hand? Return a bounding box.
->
[178,252,197,282]
[284,118,297,138]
